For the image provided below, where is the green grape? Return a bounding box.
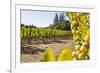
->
[75,30,80,35]
[82,41,88,48]
[85,55,89,59]
[73,57,77,60]
[75,45,81,51]
[67,12,90,60]
[72,51,76,57]
[75,41,81,45]
[84,34,89,42]
[78,52,85,60]
[74,36,81,42]
[76,50,80,56]
[80,46,88,53]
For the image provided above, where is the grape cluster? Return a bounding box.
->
[68,12,90,60]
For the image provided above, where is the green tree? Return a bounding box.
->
[59,12,65,22]
[54,13,59,24]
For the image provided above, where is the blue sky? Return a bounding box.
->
[21,10,69,27]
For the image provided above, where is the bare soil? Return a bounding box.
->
[21,36,75,63]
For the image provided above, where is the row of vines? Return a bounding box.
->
[21,27,72,40]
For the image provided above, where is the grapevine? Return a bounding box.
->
[67,12,90,60]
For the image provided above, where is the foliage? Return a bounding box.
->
[59,12,65,22]
[54,13,59,24]
[40,48,73,62]
[50,20,71,30]
[51,12,71,30]
[58,48,73,61]
[40,47,55,62]
[67,12,90,60]
[21,25,72,40]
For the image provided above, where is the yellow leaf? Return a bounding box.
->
[40,47,55,62]
[58,48,73,61]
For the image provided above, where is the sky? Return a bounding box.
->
[21,10,69,27]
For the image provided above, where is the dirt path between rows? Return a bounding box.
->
[21,37,75,63]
